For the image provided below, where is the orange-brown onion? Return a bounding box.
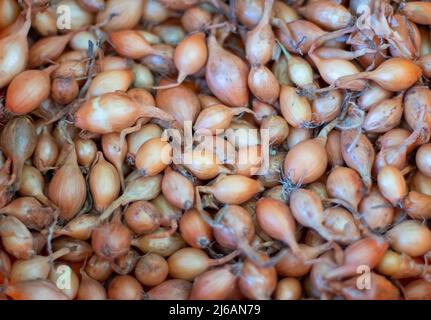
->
[386,220,431,257]
[377,165,408,206]
[109,30,159,59]
[274,278,302,300]
[0,0,20,31]
[181,6,211,32]
[336,58,422,92]
[404,280,431,300]
[171,32,208,85]
[298,0,352,31]
[87,69,134,98]
[167,247,239,281]
[333,272,400,300]
[77,271,107,300]
[52,237,93,262]
[135,253,168,286]
[341,129,375,191]
[283,136,328,184]
[85,254,113,282]
[189,266,237,300]
[199,175,264,205]
[156,79,201,125]
[0,197,53,231]
[0,3,31,89]
[6,66,56,115]
[97,0,144,31]
[0,116,37,190]
[213,205,255,251]
[135,137,173,177]
[107,275,143,300]
[162,167,194,210]
[205,33,249,107]
[54,214,100,241]
[325,237,389,280]
[248,65,280,104]
[74,138,97,168]
[48,144,86,221]
[74,92,174,134]
[238,253,277,300]
[89,152,121,212]
[401,2,431,25]
[245,0,275,66]
[0,216,35,259]
[280,85,312,128]
[416,144,431,177]
[179,208,213,248]
[91,217,132,261]
[359,187,394,231]
[18,165,51,205]
[132,232,186,257]
[326,166,364,210]
[5,279,69,300]
[256,197,300,255]
[124,200,160,235]
[148,279,192,300]
[33,126,59,172]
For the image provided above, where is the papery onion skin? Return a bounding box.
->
[205,34,249,107]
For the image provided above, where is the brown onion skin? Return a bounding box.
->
[107,275,143,300]
[386,220,431,257]
[75,92,174,134]
[148,279,192,300]
[92,220,132,262]
[74,138,97,168]
[132,232,187,257]
[0,4,31,89]
[0,116,37,190]
[0,196,53,231]
[6,68,53,115]
[90,152,121,212]
[48,144,86,221]
[135,253,168,287]
[359,187,394,231]
[85,254,113,282]
[52,237,93,262]
[179,209,213,248]
[416,144,431,177]
[189,267,237,300]
[156,79,201,125]
[205,34,249,107]
[213,205,255,250]
[335,272,400,300]
[239,254,277,300]
[181,7,211,32]
[97,0,144,32]
[33,126,59,171]
[77,271,107,300]
[404,280,431,300]
[274,278,302,300]
[0,216,35,260]
[341,129,375,191]
[124,200,160,235]
[326,166,364,210]
[284,138,328,184]
[111,249,140,275]
[245,0,274,66]
[298,1,352,31]
[0,249,11,284]
[5,279,69,300]
[162,167,194,210]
